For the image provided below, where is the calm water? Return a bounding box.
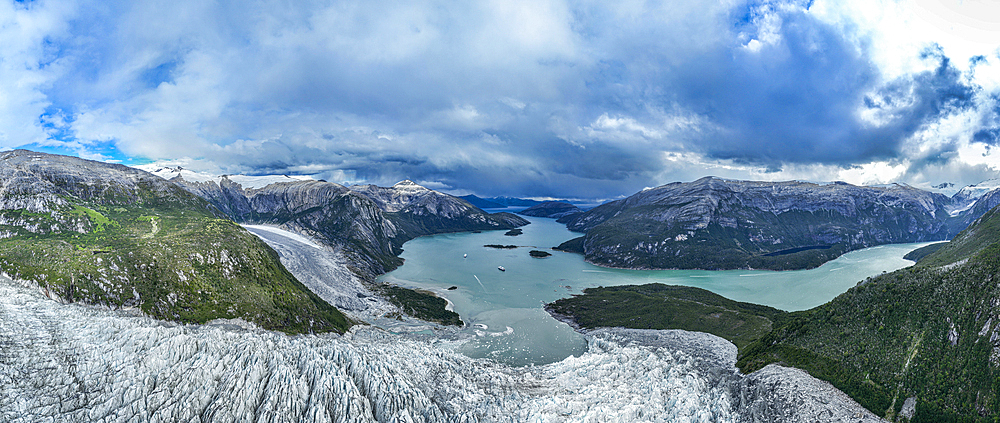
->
[378,215,932,366]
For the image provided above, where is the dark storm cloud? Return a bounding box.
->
[7,0,1000,199]
[581,7,978,168]
[972,93,1000,145]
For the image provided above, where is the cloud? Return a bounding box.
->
[3,0,1000,199]
[0,1,75,147]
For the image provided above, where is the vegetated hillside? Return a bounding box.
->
[518,201,582,219]
[558,176,960,270]
[738,205,1000,422]
[902,242,948,262]
[0,150,348,334]
[546,284,787,349]
[177,178,527,280]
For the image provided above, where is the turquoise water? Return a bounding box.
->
[378,216,932,366]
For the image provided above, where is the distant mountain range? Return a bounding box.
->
[557,176,1000,270]
[518,201,583,219]
[458,194,542,209]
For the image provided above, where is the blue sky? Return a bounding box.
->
[2,0,1000,200]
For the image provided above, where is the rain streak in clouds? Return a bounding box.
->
[2,0,1000,199]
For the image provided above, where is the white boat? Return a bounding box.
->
[497,266,505,272]
[464,254,467,258]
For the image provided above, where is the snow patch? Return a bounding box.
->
[139,165,315,189]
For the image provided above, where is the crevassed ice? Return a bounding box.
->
[0,276,737,423]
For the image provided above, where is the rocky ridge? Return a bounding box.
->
[558,176,972,270]
[174,177,527,279]
[518,201,583,219]
[0,150,349,334]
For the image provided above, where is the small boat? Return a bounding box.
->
[464,254,467,258]
[497,266,505,272]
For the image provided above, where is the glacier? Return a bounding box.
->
[1,273,741,422]
[0,272,885,422]
[0,223,886,422]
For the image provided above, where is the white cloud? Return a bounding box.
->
[2,0,1000,199]
[0,1,75,147]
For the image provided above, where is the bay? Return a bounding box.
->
[378,215,934,366]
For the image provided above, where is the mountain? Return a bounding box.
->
[349,180,527,236]
[548,199,1000,421]
[458,194,505,209]
[518,201,583,219]
[557,177,959,270]
[176,177,401,278]
[949,178,1000,215]
[0,150,348,334]
[486,196,543,207]
[736,204,1000,422]
[958,187,1000,230]
[174,178,528,279]
[145,165,317,188]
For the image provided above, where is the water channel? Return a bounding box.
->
[378,215,933,366]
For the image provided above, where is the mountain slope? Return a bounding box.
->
[350,180,528,238]
[458,194,505,209]
[519,201,582,219]
[0,150,349,334]
[179,178,404,277]
[737,204,1000,421]
[559,177,957,270]
[175,178,527,279]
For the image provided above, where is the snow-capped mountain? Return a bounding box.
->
[142,165,317,189]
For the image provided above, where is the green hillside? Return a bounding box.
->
[549,205,1000,421]
[0,151,349,334]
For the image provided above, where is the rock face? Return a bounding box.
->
[350,180,528,238]
[519,201,583,219]
[0,150,349,334]
[0,149,205,215]
[178,177,402,277]
[949,178,1000,214]
[960,187,1000,229]
[175,178,528,278]
[559,177,960,270]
